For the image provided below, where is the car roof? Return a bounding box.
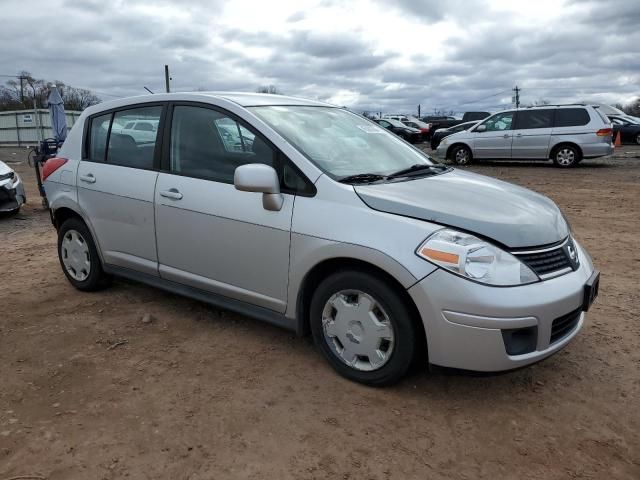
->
[83,91,335,117]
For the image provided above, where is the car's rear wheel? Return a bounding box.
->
[451,145,472,165]
[58,217,109,291]
[553,145,581,167]
[635,133,640,145]
[310,270,418,386]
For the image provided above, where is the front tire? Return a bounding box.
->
[450,145,473,165]
[553,145,581,167]
[57,217,109,291]
[310,270,418,386]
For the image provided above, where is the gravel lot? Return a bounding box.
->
[1,145,639,479]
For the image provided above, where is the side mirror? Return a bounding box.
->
[234,164,284,211]
[475,124,487,132]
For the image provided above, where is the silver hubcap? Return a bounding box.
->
[61,229,91,281]
[321,290,395,371]
[556,148,575,166]
[455,148,470,164]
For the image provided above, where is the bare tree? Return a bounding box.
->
[623,97,640,116]
[256,85,282,95]
[0,71,101,112]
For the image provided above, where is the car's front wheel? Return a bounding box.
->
[451,145,473,165]
[310,270,419,386]
[57,217,109,291]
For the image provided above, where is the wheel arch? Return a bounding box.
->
[294,257,427,354]
[549,141,583,160]
[51,205,105,264]
[446,142,472,160]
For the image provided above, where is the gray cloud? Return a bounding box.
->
[1,0,638,114]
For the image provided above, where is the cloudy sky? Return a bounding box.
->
[1,0,638,114]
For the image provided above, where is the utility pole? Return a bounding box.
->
[417,104,421,118]
[513,85,521,109]
[164,65,171,93]
[18,75,25,103]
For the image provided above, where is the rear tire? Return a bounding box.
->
[635,133,640,145]
[310,270,418,387]
[57,217,110,291]
[552,145,581,167]
[450,145,473,165]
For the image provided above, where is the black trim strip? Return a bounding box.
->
[103,264,297,333]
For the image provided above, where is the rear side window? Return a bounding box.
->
[169,105,275,184]
[107,106,162,169]
[87,113,112,162]
[515,110,553,129]
[554,108,590,127]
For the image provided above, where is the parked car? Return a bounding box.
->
[374,118,422,143]
[430,121,479,150]
[422,115,460,132]
[118,119,159,144]
[401,119,431,138]
[0,160,26,214]
[461,111,491,122]
[42,92,599,386]
[608,115,640,145]
[437,105,613,167]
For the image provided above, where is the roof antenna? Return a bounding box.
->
[144,86,154,94]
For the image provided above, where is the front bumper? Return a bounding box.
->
[408,241,595,371]
[0,174,26,213]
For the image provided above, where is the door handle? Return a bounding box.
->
[159,189,183,200]
[516,133,523,137]
[79,174,96,184]
[503,134,510,138]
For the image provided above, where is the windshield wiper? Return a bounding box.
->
[387,163,449,179]
[338,173,387,184]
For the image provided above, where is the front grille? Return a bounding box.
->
[514,245,572,277]
[550,308,581,344]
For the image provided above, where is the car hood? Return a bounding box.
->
[354,169,569,249]
[0,161,13,176]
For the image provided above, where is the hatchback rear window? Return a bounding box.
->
[554,108,590,127]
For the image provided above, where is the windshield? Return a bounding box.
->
[249,106,433,178]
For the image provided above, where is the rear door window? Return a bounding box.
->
[107,106,162,169]
[515,110,554,129]
[87,113,112,162]
[554,108,590,127]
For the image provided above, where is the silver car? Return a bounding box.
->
[436,104,613,167]
[42,93,600,386]
[0,160,26,214]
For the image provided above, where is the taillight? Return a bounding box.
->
[596,128,612,137]
[42,157,68,181]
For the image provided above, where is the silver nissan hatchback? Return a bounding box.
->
[43,93,600,386]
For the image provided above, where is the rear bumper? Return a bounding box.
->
[408,240,595,371]
[582,142,614,158]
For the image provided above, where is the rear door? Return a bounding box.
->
[511,109,554,159]
[473,111,515,159]
[78,104,165,276]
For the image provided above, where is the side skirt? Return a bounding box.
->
[103,264,297,333]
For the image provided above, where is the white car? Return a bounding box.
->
[0,160,26,214]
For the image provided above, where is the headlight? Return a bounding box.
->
[416,228,539,286]
[0,171,15,182]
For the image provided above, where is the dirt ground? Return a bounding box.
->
[1,145,639,480]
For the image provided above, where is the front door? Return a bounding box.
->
[473,111,515,159]
[154,104,293,313]
[78,104,164,276]
[511,109,554,159]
